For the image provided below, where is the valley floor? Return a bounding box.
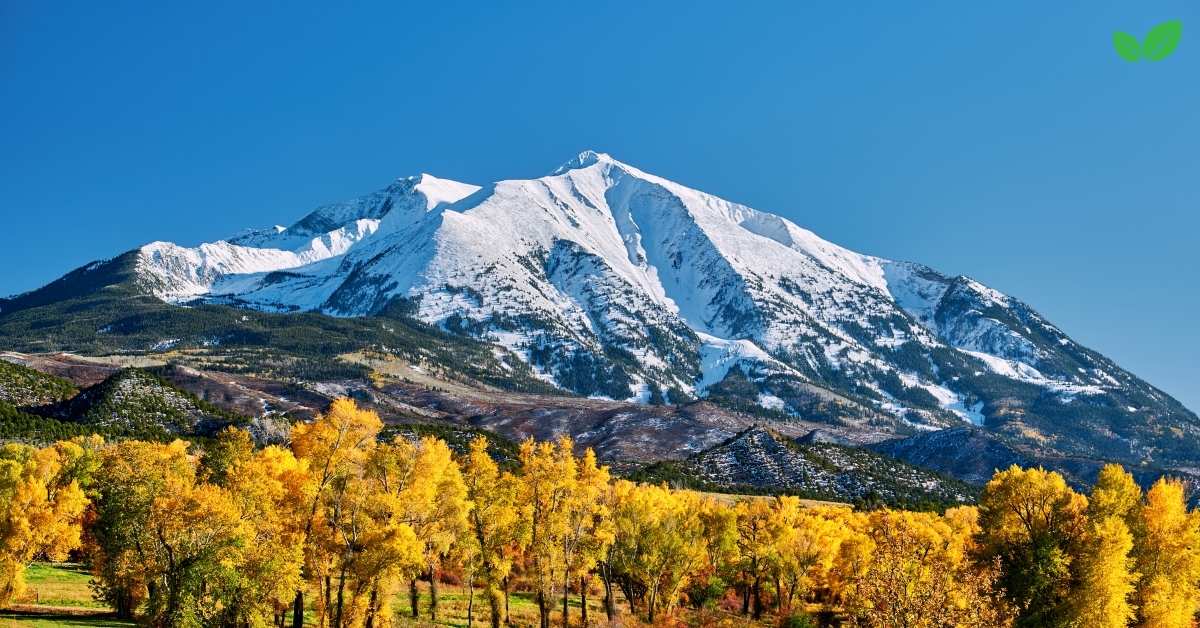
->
[3,564,785,628]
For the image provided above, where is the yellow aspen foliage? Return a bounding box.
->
[607,481,709,622]
[0,442,90,607]
[942,505,980,540]
[978,466,1088,546]
[687,497,738,609]
[1073,515,1136,628]
[26,397,1200,628]
[219,441,311,627]
[319,443,424,628]
[557,447,614,628]
[88,439,195,618]
[144,481,249,626]
[1133,478,1200,628]
[88,439,254,627]
[976,465,1087,626]
[844,509,1012,628]
[290,398,382,497]
[734,497,778,619]
[771,502,850,612]
[368,435,468,622]
[829,510,873,606]
[1090,463,1142,525]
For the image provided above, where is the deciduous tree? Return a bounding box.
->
[976,465,1087,627]
[0,442,91,607]
[519,437,576,628]
[288,398,382,628]
[462,437,525,628]
[1133,478,1200,628]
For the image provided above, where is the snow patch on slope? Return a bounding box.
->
[960,349,1105,397]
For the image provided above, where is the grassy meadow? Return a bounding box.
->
[1,563,773,627]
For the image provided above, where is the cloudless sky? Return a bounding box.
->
[1,1,1197,411]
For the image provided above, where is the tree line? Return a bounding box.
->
[1,397,1199,627]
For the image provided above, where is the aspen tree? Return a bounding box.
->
[518,437,576,628]
[289,398,382,628]
[0,442,90,607]
[1133,478,1200,628]
[462,437,525,628]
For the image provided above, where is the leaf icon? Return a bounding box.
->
[1142,20,1182,61]
[1113,31,1142,61]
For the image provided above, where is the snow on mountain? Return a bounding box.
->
[112,151,1191,439]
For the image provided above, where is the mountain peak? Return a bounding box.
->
[551,149,615,175]
[409,173,480,210]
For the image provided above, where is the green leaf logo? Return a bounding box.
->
[1113,31,1142,61]
[1114,20,1183,62]
[1143,20,1183,60]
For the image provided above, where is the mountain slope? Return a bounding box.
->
[3,151,1195,472]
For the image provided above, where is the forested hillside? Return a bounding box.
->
[631,426,975,510]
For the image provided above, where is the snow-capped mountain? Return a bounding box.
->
[10,151,1196,465]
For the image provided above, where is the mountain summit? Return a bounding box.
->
[4,152,1196,469]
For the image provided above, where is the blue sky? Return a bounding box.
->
[1,1,1197,411]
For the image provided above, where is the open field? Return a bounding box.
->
[17,563,103,609]
[0,563,132,627]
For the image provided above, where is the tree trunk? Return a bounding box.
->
[410,579,420,618]
[292,590,304,628]
[741,579,750,616]
[467,578,475,628]
[429,566,440,621]
[537,589,550,628]
[580,575,588,628]
[600,564,615,622]
[752,574,763,620]
[504,576,511,626]
[334,567,347,628]
[488,582,503,628]
[562,576,570,628]
[115,589,134,619]
[365,587,378,628]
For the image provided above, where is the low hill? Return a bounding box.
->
[869,426,1033,485]
[0,358,77,408]
[872,426,1200,496]
[631,426,976,510]
[54,368,252,439]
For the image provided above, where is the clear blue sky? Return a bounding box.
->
[1,1,1196,411]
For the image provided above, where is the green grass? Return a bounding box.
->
[389,581,767,628]
[15,564,104,610]
[0,563,130,627]
[8,563,767,627]
[0,614,134,627]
